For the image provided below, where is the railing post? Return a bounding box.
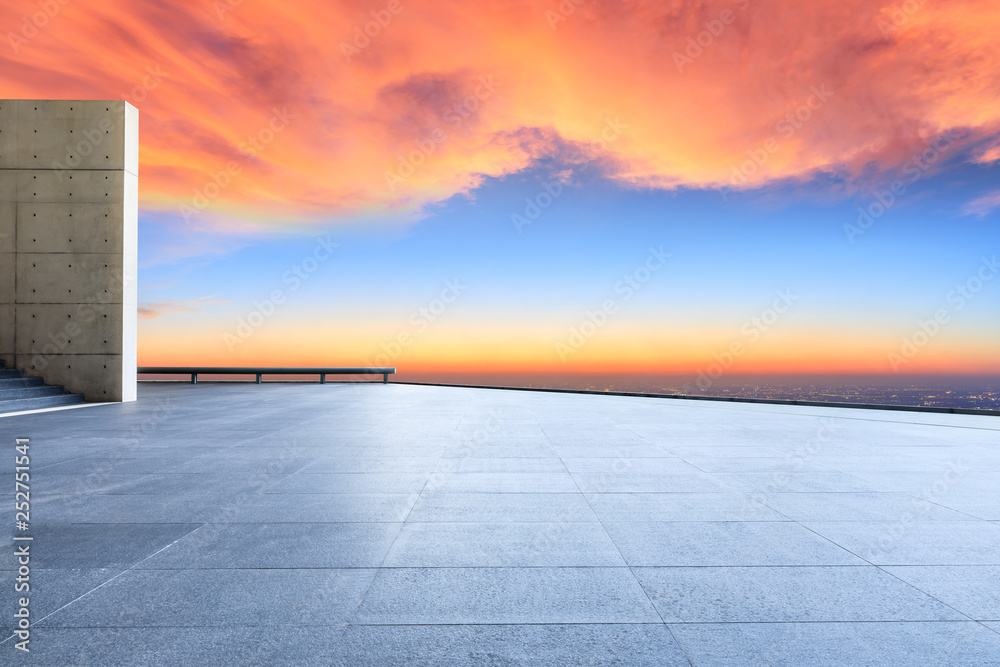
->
[256,373,262,384]
[320,374,326,384]
[383,372,388,384]
[191,373,197,384]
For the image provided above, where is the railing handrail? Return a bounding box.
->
[138,367,394,374]
[137,367,396,384]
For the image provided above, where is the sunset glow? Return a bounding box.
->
[3,0,998,382]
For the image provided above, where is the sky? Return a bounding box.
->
[2,0,999,384]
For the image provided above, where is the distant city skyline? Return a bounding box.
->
[3,0,998,383]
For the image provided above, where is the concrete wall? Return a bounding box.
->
[0,100,137,402]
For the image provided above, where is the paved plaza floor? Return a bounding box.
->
[2,382,999,665]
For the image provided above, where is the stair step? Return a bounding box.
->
[0,385,66,400]
[0,393,86,413]
[0,363,88,413]
[0,376,45,389]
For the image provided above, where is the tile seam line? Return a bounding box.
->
[15,620,997,629]
[786,521,982,624]
[552,442,695,666]
[334,618,1000,626]
[256,457,327,493]
[0,522,207,647]
[896,496,990,522]
[339,401,469,633]
[14,565,992,572]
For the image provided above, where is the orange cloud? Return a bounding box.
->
[2,0,998,229]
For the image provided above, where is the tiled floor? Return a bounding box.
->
[1,382,999,665]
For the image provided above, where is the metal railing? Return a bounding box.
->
[137,367,396,384]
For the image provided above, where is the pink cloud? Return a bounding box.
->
[963,190,1000,217]
[138,297,227,319]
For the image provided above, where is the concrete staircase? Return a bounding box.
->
[0,360,86,413]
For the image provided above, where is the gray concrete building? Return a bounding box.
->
[0,100,138,402]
